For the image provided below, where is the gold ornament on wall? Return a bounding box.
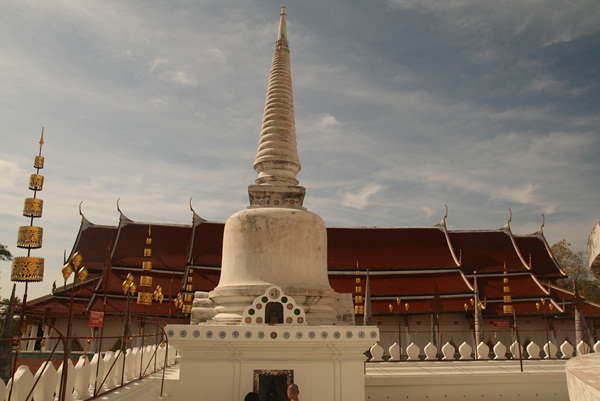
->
[140,275,153,287]
[137,292,153,306]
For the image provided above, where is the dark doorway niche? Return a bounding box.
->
[253,369,293,401]
[265,302,284,324]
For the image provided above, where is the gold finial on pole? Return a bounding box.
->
[39,127,44,151]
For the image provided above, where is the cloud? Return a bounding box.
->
[342,184,385,210]
[496,183,539,204]
[206,45,227,63]
[119,50,137,61]
[166,70,200,86]
[525,75,595,97]
[149,58,169,72]
[525,75,563,92]
[421,205,435,218]
[387,0,600,46]
[0,159,25,189]
[317,113,340,128]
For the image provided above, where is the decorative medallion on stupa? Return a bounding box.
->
[11,129,46,282]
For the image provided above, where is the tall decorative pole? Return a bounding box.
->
[137,226,154,307]
[536,298,553,358]
[121,274,137,349]
[502,263,513,316]
[573,280,588,353]
[120,272,136,388]
[136,226,154,377]
[61,251,89,355]
[60,250,88,401]
[182,272,193,315]
[364,269,372,325]
[132,225,167,375]
[472,271,486,357]
[431,287,443,360]
[502,262,521,369]
[12,129,46,284]
[354,261,364,320]
[8,129,47,400]
[404,302,411,345]
[389,297,403,361]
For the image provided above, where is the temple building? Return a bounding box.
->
[23,207,600,354]
[20,6,599,364]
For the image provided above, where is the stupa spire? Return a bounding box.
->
[276,5,289,50]
[249,5,305,209]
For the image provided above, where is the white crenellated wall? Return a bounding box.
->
[374,312,593,359]
[4,345,176,401]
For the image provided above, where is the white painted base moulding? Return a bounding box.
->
[166,324,378,401]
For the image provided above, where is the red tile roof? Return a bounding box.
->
[449,229,529,273]
[514,232,566,279]
[327,226,459,269]
[112,221,190,270]
[25,215,600,320]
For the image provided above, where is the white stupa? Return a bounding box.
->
[166,8,377,401]
[206,5,351,327]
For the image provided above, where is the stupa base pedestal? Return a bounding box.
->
[166,324,378,401]
[207,285,351,326]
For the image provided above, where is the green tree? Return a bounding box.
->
[552,239,600,304]
[0,243,12,261]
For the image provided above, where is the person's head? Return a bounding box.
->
[287,384,299,400]
[244,392,260,401]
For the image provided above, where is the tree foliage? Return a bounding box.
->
[0,243,12,261]
[552,239,600,304]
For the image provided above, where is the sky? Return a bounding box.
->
[1,0,599,300]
